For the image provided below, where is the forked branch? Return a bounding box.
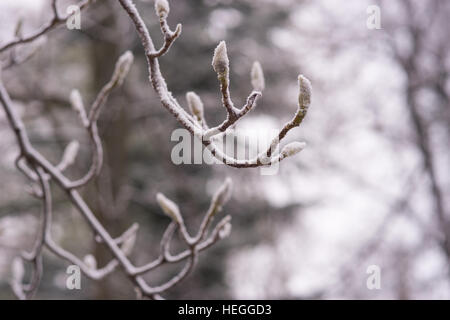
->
[118,0,313,168]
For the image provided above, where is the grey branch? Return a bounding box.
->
[118,0,312,168]
[0,54,232,299]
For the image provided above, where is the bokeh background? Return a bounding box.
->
[0,0,449,299]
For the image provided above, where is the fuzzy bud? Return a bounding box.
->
[121,232,137,256]
[186,92,204,121]
[251,61,265,92]
[213,177,233,210]
[112,51,134,87]
[212,41,229,76]
[83,254,97,270]
[58,140,79,171]
[281,141,306,159]
[298,74,312,110]
[70,89,88,126]
[219,222,232,239]
[155,0,170,18]
[156,193,183,224]
[11,257,25,283]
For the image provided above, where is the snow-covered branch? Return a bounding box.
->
[118,0,312,168]
[0,0,314,300]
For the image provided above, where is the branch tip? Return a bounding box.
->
[58,140,80,171]
[113,50,134,87]
[186,91,204,121]
[83,254,97,270]
[281,141,306,159]
[298,74,312,111]
[70,89,88,126]
[156,192,183,224]
[251,61,265,92]
[218,222,232,239]
[155,0,170,18]
[213,177,233,210]
[121,231,137,256]
[212,41,229,76]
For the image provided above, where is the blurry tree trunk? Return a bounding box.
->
[85,7,129,299]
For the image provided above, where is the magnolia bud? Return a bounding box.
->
[83,254,97,270]
[58,140,79,171]
[212,41,229,76]
[156,193,183,224]
[70,89,88,126]
[213,177,233,210]
[11,257,25,283]
[219,222,232,239]
[281,141,306,159]
[186,92,204,121]
[298,74,312,110]
[251,61,265,92]
[155,0,170,18]
[112,51,134,86]
[121,232,137,256]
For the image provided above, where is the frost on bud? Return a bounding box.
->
[251,61,265,92]
[212,177,233,211]
[11,257,25,283]
[186,92,204,121]
[298,74,312,111]
[155,0,170,18]
[121,232,137,256]
[212,41,229,76]
[58,140,79,171]
[156,193,183,224]
[70,89,88,126]
[280,141,306,159]
[219,222,232,239]
[83,254,97,270]
[112,51,134,87]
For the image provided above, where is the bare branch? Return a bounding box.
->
[118,0,312,169]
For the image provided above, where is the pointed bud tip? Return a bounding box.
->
[83,254,97,270]
[219,222,232,239]
[70,89,83,109]
[186,91,204,120]
[65,140,80,159]
[281,141,307,158]
[59,140,80,171]
[251,61,265,91]
[298,74,312,109]
[121,232,137,256]
[69,89,88,126]
[156,193,183,224]
[114,51,134,85]
[212,41,229,75]
[118,51,134,71]
[214,177,233,209]
[70,89,81,100]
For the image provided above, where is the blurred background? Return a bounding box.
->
[0,0,449,299]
